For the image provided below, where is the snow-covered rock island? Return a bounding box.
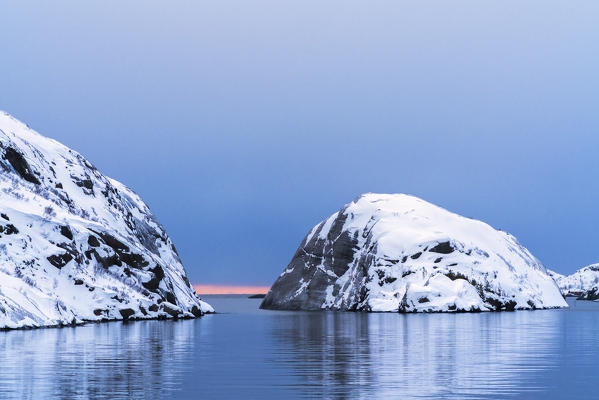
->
[0,112,212,329]
[261,193,567,312]
[550,265,599,300]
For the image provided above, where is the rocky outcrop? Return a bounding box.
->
[0,112,212,329]
[261,193,567,312]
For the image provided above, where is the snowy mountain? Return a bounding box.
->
[0,112,212,329]
[549,265,599,300]
[261,193,567,312]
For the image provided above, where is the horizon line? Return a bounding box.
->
[193,284,271,295]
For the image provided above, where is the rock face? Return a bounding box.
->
[550,265,599,300]
[261,193,567,312]
[0,112,212,329]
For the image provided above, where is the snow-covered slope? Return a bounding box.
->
[0,112,212,329]
[261,194,567,312]
[550,265,599,299]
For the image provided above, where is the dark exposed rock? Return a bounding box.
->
[0,224,19,235]
[165,291,177,305]
[150,265,165,280]
[47,253,73,269]
[429,241,454,254]
[119,308,135,320]
[161,304,180,318]
[445,271,468,281]
[73,177,94,190]
[3,147,40,185]
[90,251,121,268]
[485,297,502,311]
[89,231,148,268]
[504,300,517,311]
[119,252,148,269]
[527,300,537,309]
[87,235,100,247]
[96,231,129,252]
[142,274,161,292]
[111,295,124,303]
[0,213,8,220]
[191,305,203,317]
[60,225,73,240]
[74,279,84,285]
[142,264,165,292]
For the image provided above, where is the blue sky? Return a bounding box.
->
[1,1,598,284]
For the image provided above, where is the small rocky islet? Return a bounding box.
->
[261,193,567,312]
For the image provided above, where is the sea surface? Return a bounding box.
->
[1,296,598,399]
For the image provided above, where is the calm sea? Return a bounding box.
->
[0,296,598,399]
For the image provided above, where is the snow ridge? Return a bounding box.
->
[0,112,212,329]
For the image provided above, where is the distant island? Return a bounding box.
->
[550,266,599,300]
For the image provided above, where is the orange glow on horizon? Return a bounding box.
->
[194,284,270,295]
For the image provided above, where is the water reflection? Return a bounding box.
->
[1,298,599,400]
[269,310,564,399]
[270,313,376,399]
[0,321,197,400]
